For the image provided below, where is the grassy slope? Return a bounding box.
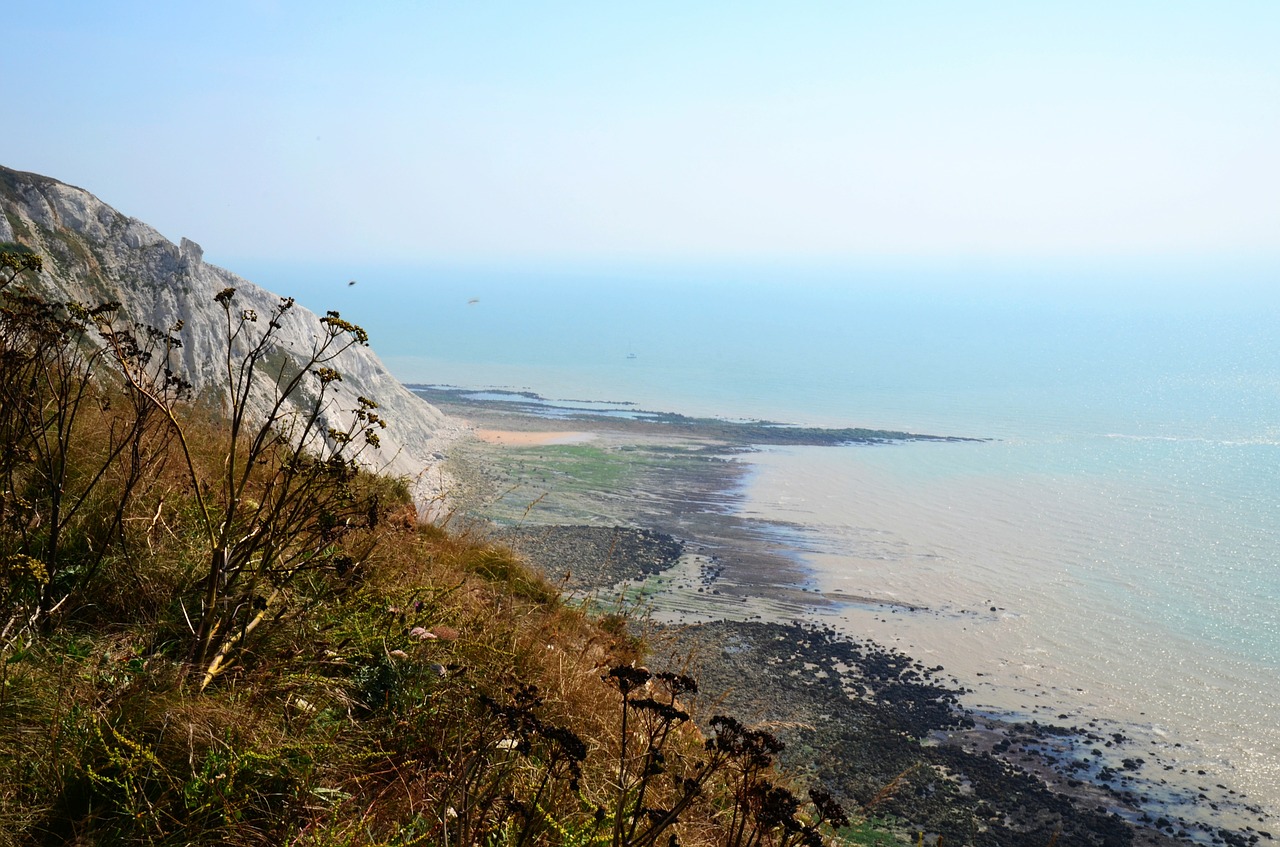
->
[0,273,879,846]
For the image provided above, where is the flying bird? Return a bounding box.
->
[348,280,357,286]
[467,298,480,305]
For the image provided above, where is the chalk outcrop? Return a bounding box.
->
[0,165,461,505]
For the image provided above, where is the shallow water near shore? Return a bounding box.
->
[248,261,1280,824]
[740,440,1280,822]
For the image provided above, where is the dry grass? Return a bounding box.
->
[0,266,879,846]
[2,489,866,845]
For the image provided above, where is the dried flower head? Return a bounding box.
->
[606,664,653,695]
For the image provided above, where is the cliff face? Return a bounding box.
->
[0,165,460,501]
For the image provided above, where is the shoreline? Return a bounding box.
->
[429,386,1274,845]
[737,439,1280,827]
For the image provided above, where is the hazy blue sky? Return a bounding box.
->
[5,2,1279,270]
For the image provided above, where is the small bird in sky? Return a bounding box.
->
[348,280,357,286]
[467,298,479,305]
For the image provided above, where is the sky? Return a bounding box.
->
[4,2,1279,273]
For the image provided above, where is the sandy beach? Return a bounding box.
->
[472,428,596,446]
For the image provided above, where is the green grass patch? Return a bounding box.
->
[510,443,636,490]
[839,817,904,846]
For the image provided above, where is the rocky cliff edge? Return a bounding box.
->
[0,165,463,511]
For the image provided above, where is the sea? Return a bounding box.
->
[243,260,1280,821]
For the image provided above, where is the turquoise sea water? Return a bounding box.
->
[245,261,1280,816]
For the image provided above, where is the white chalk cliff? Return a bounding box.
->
[0,165,460,504]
